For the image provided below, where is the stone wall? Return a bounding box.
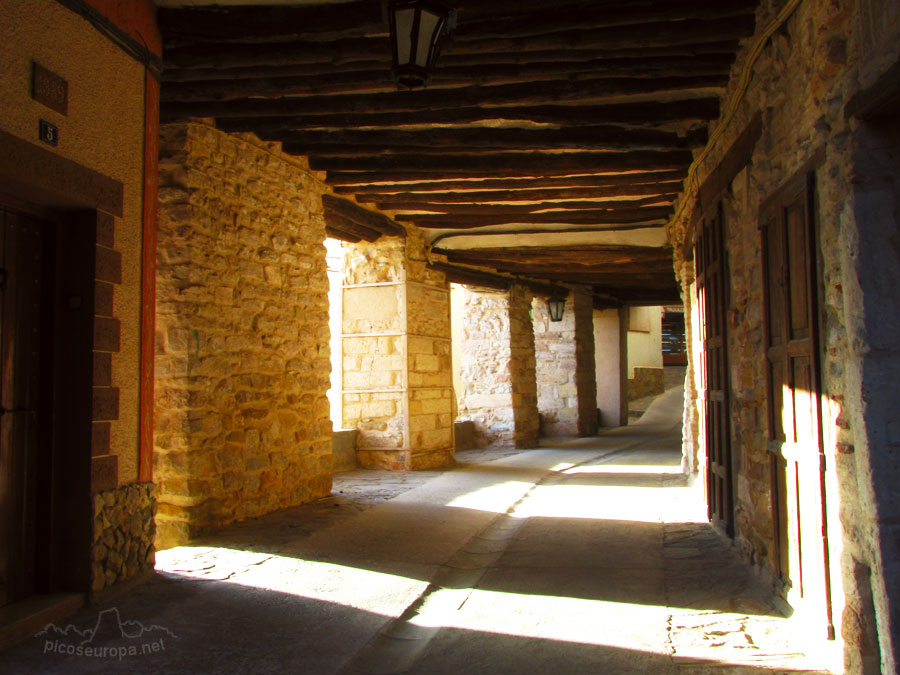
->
[458,288,514,447]
[533,289,597,437]
[667,0,900,669]
[627,367,665,401]
[342,230,454,470]
[457,284,539,449]
[154,122,333,549]
[92,482,155,593]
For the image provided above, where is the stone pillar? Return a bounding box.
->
[154,122,333,549]
[457,284,539,449]
[534,289,598,437]
[573,291,599,437]
[342,234,454,470]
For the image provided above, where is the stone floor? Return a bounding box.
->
[0,389,836,674]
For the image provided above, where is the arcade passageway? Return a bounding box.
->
[0,391,832,674]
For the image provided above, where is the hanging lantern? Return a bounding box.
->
[386,1,455,89]
[547,297,566,322]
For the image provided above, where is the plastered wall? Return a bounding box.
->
[0,0,147,484]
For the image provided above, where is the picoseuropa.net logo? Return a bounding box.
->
[36,607,177,661]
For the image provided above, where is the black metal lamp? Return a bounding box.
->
[386,1,455,89]
[547,297,566,322]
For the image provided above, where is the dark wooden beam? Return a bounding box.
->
[405,206,673,229]
[321,194,406,238]
[334,171,687,194]
[158,1,756,46]
[162,16,753,70]
[454,1,758,41]
[590,285,682,304]
[323,212,382,243]
[193,99,721,130]
[161,54,737,84]
[429,225,667,249]
[160,60,736,101]
[363,181,684,205]
[439,244,675,267]
[428,261,510,290]
[384,196,676,217]
[698,111,763,214]
[160,75,725,120]
[158,3,385,44]
[325,225,362,243]
[312,150,694,177]
[275,127,707,156]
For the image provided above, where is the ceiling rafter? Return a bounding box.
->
[158,0,760,306]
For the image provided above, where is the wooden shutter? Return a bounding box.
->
[695,203,734,535]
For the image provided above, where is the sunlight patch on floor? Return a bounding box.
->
[155,547,426,618]
[562,463,683,475]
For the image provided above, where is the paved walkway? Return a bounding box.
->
[0,390,834,674]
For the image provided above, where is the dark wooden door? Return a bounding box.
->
[0,208,46,607]
[761,173,832,634]
[695,204,733,535]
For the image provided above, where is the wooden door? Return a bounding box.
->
[761,173,833,635]
[0,208,46,607]
[695,203,734,535]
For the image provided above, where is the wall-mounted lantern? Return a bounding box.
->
[547,297,566,322]
[386,1,455,89]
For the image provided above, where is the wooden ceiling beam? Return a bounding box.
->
[161,54,737,84]
[324,225,363,243]
[161,66,731,102]
[194,99,720,131]
[160,75,725,121]
[322,212,382,242]
[454,1,758,41]
[311,150,693,176]
[333,171,687,194]
[363,182,683,205]
[382,196,676,217]
[162,15,751,71]
[158,1,756,46]
[322,194,406,238]
[273,127,706,155]
[404,207,672,229]
[439,244,675,265]
[427,261,511,291]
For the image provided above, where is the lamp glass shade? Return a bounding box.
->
[547,297,566,322]
[387,1,451,88]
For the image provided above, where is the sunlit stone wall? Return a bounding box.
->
[457,284,539,449]
[533,289,598,437]
[154,122,332,549]
[342,231,454,470]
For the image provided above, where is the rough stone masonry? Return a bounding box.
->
[154,121,333,549]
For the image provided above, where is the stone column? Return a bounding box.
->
[573,290,599,436]
[534,289,598,437]
[457,284,539,449]
[342,234,454,470]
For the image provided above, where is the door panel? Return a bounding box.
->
[695,204,733,535]
[761,173,832,635]
[0,209,45,607]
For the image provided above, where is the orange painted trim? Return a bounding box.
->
[82,0,161,56]
[138,70,159,482]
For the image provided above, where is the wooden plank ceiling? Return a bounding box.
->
[157,0,760,306]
